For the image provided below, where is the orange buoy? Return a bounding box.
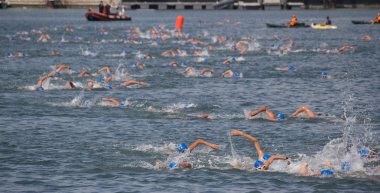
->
[176,16,184,32]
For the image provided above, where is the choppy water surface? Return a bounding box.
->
[0,8,380,192]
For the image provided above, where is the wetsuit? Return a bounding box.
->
[105,4,111,15]
[326,19,332,25]
[99,3,104,13]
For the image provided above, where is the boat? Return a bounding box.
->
[266,23,309,28]
[85,11,131,21]
[310,23,337,29]
[351,20,379,25]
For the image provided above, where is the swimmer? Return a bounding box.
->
[97,66,113,82]
[357,148,378,161]
[51,50,60,56]
[299,161,334,176]
[183,67,196,76]
[48,64,71,77]
[321,71,334,79]
[223,57,236,65]
[236,41,249,54]
[102,98,126,107]
[338,45,354,53]
[161,50,176,57]
[247,105,316,121]
[78,70,93,78]
[221,69,240,78]
[87,80,94,90]
[155,139,220,170]
[133,61,145,70]
[35,76,49,91]
[361,35,372,41]
[230,130,289,170]
[120,80,148,87]
[199,68,213,76]
[167,61,180,67]
[37,34,51,42]
[66,81,76,89]
[197,114,213,120]
[277,64,296,71]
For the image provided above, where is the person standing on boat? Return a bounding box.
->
[105,3,111,15]
[99,0,104,13]
[371,12,380,23]
[325,16,332,25]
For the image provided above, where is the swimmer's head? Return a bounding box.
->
[357,149,369,157]
[168,162,178,170]
[263,154,271,160]
[36,86,44,92]
[320,169,334,175]
[177,143,188,153]
[288,64,295,70]
[99,75,105,82]
[341,161,351,172]
[105,85,113,90]
[87,80,94,89]
[277,113,285,120]
[233,72,239,78]
[254,160,264,169]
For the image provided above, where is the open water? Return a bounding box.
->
[0,8,380,192]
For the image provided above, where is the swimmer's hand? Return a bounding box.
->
[231,129,244,136]
[209,144,220,150]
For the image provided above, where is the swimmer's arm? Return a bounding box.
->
[79,71,92,77]
[188,139,220,152]
[97,67,111,73]
[102,98,121,106]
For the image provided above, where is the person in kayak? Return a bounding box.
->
[246,105,317,121]
[371,12,380,23]
[230,129,289,170]
[288,14,297,28]
[326,16,332,25]
[98,0,104,13]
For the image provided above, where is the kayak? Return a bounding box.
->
[310,23,337,29]
[85,11,132,21]
[266,23,309,28]
[351,20,379,24]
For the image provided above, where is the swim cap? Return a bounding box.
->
[288,64,295,70]
[106,73,112,78]
[54,71,61,76]
[341,161,351,172]
[358,149,369,156]
[321,71,328,76]
[204,58,209,63]
[105,85,113,90]
[233,72,239,78]
[36,86,44,92]
[320,169,334,175]
[132,64,136,68]
[177,143,188,153]
[99,75,105,82]
[119,103,125,107]
[168,162,178,170]
[277,114,285,120]
[263,154,271,160]
[254,160,264,168]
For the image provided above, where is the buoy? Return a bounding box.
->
[176,16,185,32]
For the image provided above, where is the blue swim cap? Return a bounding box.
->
[233,72,239,78]
[36,86,44,92]
[119,102,125,107]
[320,169,334,175]
[99,75,105,82]
[168,162,178,170]
[54,71,60,76]
[277,113,285,120]
[254,160,264,168]
[132,64,136,68]
[106,73,112,78]
[204,58,209,63]
[177,143,188,153]
[288,64,295,70]
[358,149,369,156]
[341,161,351,172]
[321,71,328,76]
[105,85,112,90]
[263,154,271,160]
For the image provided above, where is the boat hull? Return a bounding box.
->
[85,12,131,21]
